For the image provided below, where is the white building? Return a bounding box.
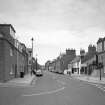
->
[68,56,81,75]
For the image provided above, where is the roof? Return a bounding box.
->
[81,52,97,63]
[97,37,105,44]
[0,24,16,33]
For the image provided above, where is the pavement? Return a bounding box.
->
[0,73,36,86]
[71,73,105,84]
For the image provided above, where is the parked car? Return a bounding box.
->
[64,69,71,75]
[36,70,43,76]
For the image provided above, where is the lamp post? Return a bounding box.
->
[31,37,34,74]
[31,37,34,57]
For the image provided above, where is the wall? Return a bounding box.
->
[0,25,15,45]
[0,39,4,82]
[55,60,61,73]
[98,53,105,77]
[4,39,16,81]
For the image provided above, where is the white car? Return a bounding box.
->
[64,70,68,75]
[36,70,43,76]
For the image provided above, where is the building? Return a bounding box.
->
[54,57,64,73]
[0,24,28,82]
[68,45,98,76]
[27,48,32,72]
[45,60,51,71]
[19,43,28,74]
[62,49,76,70]
[80,45,97,75]
[81,54,98,75]
[50,49,76,74]
[69,56,81,74]
[97,37,105,77]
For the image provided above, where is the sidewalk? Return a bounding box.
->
[71,74,105,84]
[0,74,36,87]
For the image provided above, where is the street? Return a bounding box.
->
[0,71,105,105]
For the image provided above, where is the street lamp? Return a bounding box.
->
[31,37,34,57]
[31,37,34,74]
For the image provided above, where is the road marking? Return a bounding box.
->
[22,87,65,96]
[72,77,105,92]
[87,83,105,92]
[93,84,105,92]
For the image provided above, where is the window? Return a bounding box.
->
[10,65,14,75]
[10,27,15,38]
[97,42,102,52]
[29,60,32,64]
[10,48,13,56]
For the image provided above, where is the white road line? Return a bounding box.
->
[87,83,105,92]
[73,78,105,92]
[94,85,105,92]
[22,87,65,97]
[95,86,105,92]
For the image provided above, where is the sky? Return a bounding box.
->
[0,0,105,65]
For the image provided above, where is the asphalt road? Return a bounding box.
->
[0,71,105,105]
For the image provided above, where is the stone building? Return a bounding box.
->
[51,49,76,73]
[0,24,28,82]
[80,44,97,75]
[27,48,32,72]
[97,37,105,77]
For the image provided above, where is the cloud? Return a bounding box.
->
[0,0,105,64]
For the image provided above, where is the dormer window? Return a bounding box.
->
[97,42,102,52]
[10,48,13,56]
